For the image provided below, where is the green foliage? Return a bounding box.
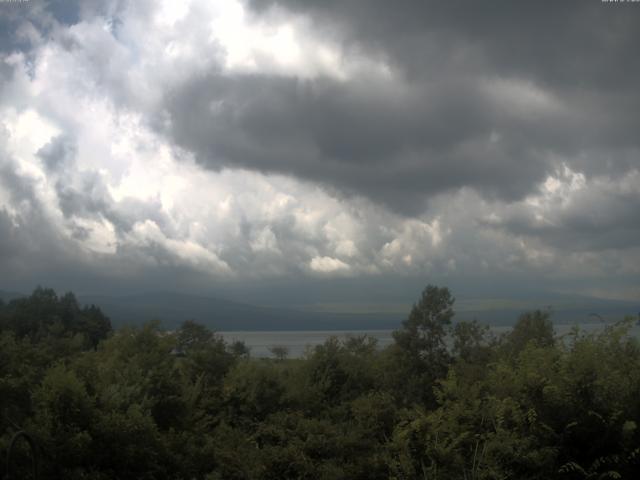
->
[269,345,290,361]
[304,335,380,407]
[2,285,640,479]
[228,339,251,358]
[394,285,455,360]
[505,309,555,356]
[0,287,112,349]
[391,285,455,406]
[224,360,287,422]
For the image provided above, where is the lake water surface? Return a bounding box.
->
[220,322,640,358]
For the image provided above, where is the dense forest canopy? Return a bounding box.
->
[1,286,639,479]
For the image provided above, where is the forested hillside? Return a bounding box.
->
[1,286,639,479]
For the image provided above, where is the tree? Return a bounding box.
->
[506,309,554,356]
[343,334,378,356]
[391,285,455,405]
[223,361,286,422]
[177,319,215,352]
[269,345,289,361]
[452,319,492,364]
[229,340,250,358]
[394,285,455,358]
[80,304,112,349]
[0,287,111,349]
[176,320,235,388]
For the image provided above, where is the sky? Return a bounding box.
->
[0,0,639,310]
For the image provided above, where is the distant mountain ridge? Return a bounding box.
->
[2,289,637,331]
[78,291,638,331]
[77,292,402,331]
[0,290,25,302]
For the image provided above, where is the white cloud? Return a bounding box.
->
[309,256,350,274]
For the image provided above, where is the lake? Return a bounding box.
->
[220,322,640,358]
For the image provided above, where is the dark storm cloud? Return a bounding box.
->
[487,185,640,252]
[55,175,111,222]
[35,135,116,225]
[0,0,130,61]
[163,72,558,214]
[54,174,174,238]
[158,0,640,214]
[0,142,226,291]
[0,155,39,207]
[34,135,172,240]
[0,0,86,57]
[248,0,640,91]
[0,148,74,277]
[37,134,76,171]
[0,2,45,55]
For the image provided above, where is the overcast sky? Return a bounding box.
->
[0,0,638,308]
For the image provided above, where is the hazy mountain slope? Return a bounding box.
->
[0,290,25,303]
[78,292,401,331]
[2,288,635,331]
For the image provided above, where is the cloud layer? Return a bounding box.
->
[0,0,638,303]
